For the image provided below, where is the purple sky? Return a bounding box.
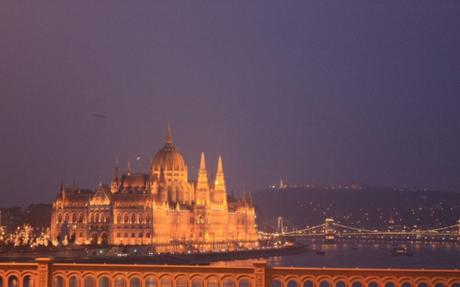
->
[1,1,460,206]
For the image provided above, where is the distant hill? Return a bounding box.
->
[252,184,460,232]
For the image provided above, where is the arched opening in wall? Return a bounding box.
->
[434,284,445,287]
[99,277,110,287]
[90,233,98,245]
[207,278,219,287]
[271,280,281,287]
[69,276,79,287]
[384,283,395,287]
[69,234,76,243]
[451,283,460,287]
[53,277,64,287]
[83,277,95,287]
[160,278,172,287]
[23,276,34,287]
[417,283,428,287]
[319,281,330,287]
[192,279,204,287]
[223,279,235,287]
[238,279,251,287]
[145,278,156,287]
[115,278,126,287]
[335,281,345,287]
[401,283,412,287]
[367,282,378,287]
[302,281,313,287]
[8,276,18,287]
[287,281,297,287]
[176,277,187,287]
[101,233,109,245]
[130,278,141,287]
[351,282,362,287]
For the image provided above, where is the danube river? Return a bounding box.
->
[264,241,460,269]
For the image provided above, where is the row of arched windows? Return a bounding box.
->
[57,213,84,224]
[116,213,151,224]
[0,275,34,287]
[50,276,249,287]
[271,279,460,287]
[89,213,109,224]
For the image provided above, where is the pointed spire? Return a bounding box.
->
[196,152,209,191]
[214,155,227,207]
[166,123,173,144]
[199,152,206,171]
[127,159,132,175]
[59,180,64,192]
[217,155,224,174]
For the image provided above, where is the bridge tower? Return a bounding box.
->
[458,219,460,241]
[277,216,285,234]
[324,218,336,243]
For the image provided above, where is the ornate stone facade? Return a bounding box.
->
[50,126,258,251]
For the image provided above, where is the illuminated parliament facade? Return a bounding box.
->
[50,126,258,251]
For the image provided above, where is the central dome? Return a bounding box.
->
[151,125,186,172]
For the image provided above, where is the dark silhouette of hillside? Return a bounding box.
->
[253,185,460,231]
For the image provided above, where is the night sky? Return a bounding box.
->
[1,1,459,206]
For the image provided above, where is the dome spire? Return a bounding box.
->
[166,123,173,144]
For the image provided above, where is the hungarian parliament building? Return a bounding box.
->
[50,126,258,252]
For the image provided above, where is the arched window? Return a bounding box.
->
[138,213,143,223]
[302,281,313,287]
[450,284,460,287]
[69,276,79,287]
[124,214,129,223]
[78,213,84,223]
[24,275,34,287]
[401,283,412,287]
[115,278,125,287]
[117,214,122,223]
[417,283,428,287]
[177,278,187,287]
[207,278,219,287]
[368,282,379,287]
[146,214,151,223]
[84,277,95,287]
[384,283,395,287]
[351,282,362,287]
[434,283,444,287]
[238,280,250,287]
[58,214,63,223]
[64,213,69,223]
[223,279,235,287]
[8,276,18,287]
[161,278,172,287]
[99,278,110,287]
[130,278,141,287]
[131,214,136,223]
[192,279,204,287]
[319,282,330,287]
[52,277,64,287]
[89,214,94,223]
[271,280,281,287]
[145,278,156,287]
[287,281,297,287]
[71,213,77,223]
[335,282,345,287]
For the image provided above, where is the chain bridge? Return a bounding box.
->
[261,218,460,242]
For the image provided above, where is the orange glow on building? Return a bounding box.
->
[50,126,258,251]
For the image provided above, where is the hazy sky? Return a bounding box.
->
[1,1,459,206]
